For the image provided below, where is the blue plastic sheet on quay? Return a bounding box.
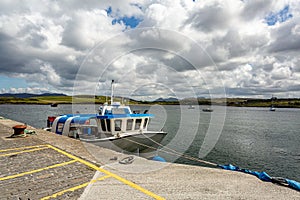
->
[218,164,300,192]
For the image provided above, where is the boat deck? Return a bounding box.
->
[0,117,299,199]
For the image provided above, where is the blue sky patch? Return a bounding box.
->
[0,75,28,91]
[106,6,142,28]
[105,6,112,15]
[112,16,142,28]
[265,5,293,26]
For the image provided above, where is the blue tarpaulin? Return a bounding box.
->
[218,164,300,192]
[286,179,300,191]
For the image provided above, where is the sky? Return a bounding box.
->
[0,0,300,100]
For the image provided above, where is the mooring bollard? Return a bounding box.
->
[12,125,27,135]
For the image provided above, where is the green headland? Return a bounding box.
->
[0,94,300,108]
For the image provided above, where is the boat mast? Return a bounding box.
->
[111,80,114,105]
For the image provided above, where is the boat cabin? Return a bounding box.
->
[49,102,153,138]
[97,117,150,135]
[96,102,152,136]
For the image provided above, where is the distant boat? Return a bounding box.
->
[188,105,195,109]
[202,108,213,112]
[269,95,276,111]
[50,103,58,107]
[269,105,276,111]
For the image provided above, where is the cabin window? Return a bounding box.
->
[115,120,122,131]
[112,108,126,114]
[126,119,133,131]
[100,119,106,131]
[105,110,112,115]
[89,118,97,125]
[135,119,142,130]
[143,118,148,129]
[124,108,130,114]
[106,119,111,132]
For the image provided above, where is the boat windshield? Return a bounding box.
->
[112,108,131,114]
[97,116,150,135]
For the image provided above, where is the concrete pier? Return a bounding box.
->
[0,117,299,199]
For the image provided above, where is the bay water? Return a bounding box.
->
[0,104,299,181]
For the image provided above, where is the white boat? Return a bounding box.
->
[188,105,195,109]
[269,95,276,111]
[269,105,276,111]
[46,81,167,154]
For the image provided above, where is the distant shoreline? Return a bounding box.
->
[1,95,300,108]
[0,102,300,109]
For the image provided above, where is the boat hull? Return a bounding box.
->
[202,108,213,112]
[79,131,167,153]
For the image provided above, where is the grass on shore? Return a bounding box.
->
[0,96,300,108]
[0,96,139,105]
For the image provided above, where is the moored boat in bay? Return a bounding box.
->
[45,80,167,154]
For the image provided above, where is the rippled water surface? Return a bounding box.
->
[0,104,299,181]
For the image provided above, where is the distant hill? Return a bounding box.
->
[154,97,179,102]
[0,93,67,98]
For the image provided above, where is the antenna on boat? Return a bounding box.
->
[111,80,114,105]
[105,92,108,103]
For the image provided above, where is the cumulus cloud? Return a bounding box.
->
[0,0,299,98]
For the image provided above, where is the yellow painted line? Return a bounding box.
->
[40,175,111,200]
[0,144,48,153]
[0,160,77,181]
[0,146,49,157]
[47,144,165,200]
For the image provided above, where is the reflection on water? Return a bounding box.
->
[0,104,299,181]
